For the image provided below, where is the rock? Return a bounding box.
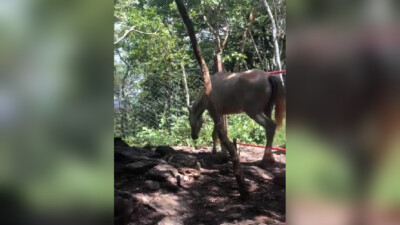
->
[243,165,274,180]
[125,158,160,174]
[115,190,133,199]
[273,173,286,187]
[195,161,202,171]
[132,193,150,205]
[116,147,160,162]
[114,196,128,217]
[226,204,247,211]
[176,175,181,187]
[191,190,201,198]
[219,164,232,176]
[145,180,160,191]
[146,163,178,182]
[144,143,154,150]
[114,191,138,225]
[157,216,183,225]
[114,148,135,164]
[167,153,197,168]
[163,182,179,193]
[114,137,129,147]
[271,166,286,187]
[229,213,242,219]
[155,146,175,156]
[205,211,216,218]
[146,164,180,192]
[114,196,131,225]
[147,193,187,216]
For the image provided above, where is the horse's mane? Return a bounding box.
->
[191,88,206,114]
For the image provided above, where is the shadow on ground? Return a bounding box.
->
[114,138,285,225]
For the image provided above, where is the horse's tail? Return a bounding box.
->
[269,74,286,130]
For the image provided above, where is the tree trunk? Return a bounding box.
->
[175,0,249,199]
[261,0,284,82]
[214,53,223,72]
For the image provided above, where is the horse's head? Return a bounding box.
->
[187,106,204,140]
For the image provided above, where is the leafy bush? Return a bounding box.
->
[124,108,286,148]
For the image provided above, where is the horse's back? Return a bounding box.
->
[211,70,272,114]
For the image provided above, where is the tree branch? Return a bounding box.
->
[203,15,216,36]
[115,48,130,67]
[221,23,230,51]
[114,26,160,44]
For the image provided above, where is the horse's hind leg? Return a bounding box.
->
[265,101,274,119]
[212,124,218,154]
[247,113,276,163]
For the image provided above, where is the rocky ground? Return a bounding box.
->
[114,138,286,225]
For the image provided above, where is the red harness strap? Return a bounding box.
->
[267,70,286,75]
[216,140,286,152]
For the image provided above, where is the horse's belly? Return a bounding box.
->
[219,106,244,115]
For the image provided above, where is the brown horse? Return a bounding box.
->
[188,69,286,163]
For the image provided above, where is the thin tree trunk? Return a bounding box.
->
[213,52,229,156]
[248,29,266,70]
[181,63,191,107]
[280,36,285,68]
[120,70,129,137]
[204,15,230,72]
[165,25,192,108]
[205,14,229,153]
[211,22,229,157]
[234,8,257,72]
[261,0,284,85]
[261,0,281,70]
[175,0,249,199]
[116,48,131,138]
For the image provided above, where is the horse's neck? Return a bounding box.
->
[192,90,206,116]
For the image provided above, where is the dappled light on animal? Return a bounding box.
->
[188,69,286,165]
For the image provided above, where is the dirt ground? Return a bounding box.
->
[114,138,286,225]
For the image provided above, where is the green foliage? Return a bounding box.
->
[223,52,247,65]
[125,108,286,148]
[228,114,286,147]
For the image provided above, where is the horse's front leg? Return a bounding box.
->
[220,115,229,157]
[212,116,229,157]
